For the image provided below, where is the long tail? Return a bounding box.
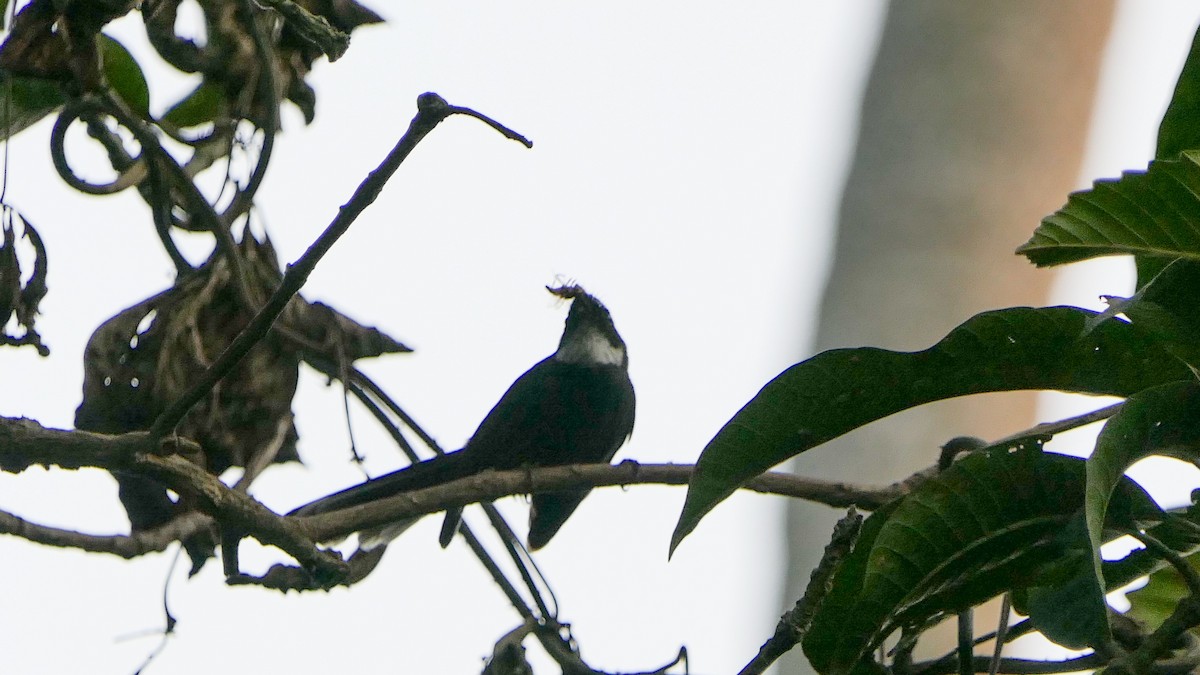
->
[289,450,476,517]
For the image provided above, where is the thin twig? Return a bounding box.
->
[1125,528,1200,598]
[957,610,974,675]
[148,93,529,440]
[1106,596,1200,674]
[738,507,862,675]
[226,547,385,591]
[482,505,556,620]
[989,594,1011,675]
[446,104,533,148]
[0,508,213,558]
[988,402,1123,449]
[129,548,181,674]
[221,0,279,228]
[926,619,1036,674]
[912,653,1105,675]
[346,379,417,461]
[483,505,559,618]
[345,372,557,620]
[351,366,446,452]
[459,524,537,623]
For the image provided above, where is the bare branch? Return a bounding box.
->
[911,653,1106,675]
[0,509,212,558]
[133,454,348,585]
[148,92,531,440]
[4,413,930,591]
[988,402,1123,449]
[295,461,928,544]
[226,547,385,592]
[739,508,862,675]
[0,416,200,473]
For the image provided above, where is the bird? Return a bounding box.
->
[291,284,635,550]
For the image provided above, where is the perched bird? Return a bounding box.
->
[292,285,635,550]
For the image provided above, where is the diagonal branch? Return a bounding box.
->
[133,453,348,584]
[148,93,530,440]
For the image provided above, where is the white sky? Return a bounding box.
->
[1,2,1199,674]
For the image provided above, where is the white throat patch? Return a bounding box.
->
[555,327,625,366]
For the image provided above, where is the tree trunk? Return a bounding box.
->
[780,2,1115,671]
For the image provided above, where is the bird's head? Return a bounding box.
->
[548,284,627,368]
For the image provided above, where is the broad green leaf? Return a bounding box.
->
[1023,538,1106,649]
[0,77,63,140]
[1082,381,1200,647]
[1017,152,1200,267]
[1157,22,1200,160]
[1126,553,1200,630]
[1104,504,1200,590]
[671,306,1188,553]
[162,82,224,129]
[1135,256,1170,293]
[1111,505,1200,631]
[100,35,149,117]
[802,450,1156,673]
[1135,21,1200,287]
[1118,260,1200,368]
[802,499,900,675]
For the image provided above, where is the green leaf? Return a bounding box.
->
[1024,538,1107,649]
[1158,22,1200,160]
[1017,153,1200,267]
[0,76,64,140]
[670,306,1188,553]
[802,450,1156,673]
[162,82,224,129]
[1117,260,1200,368]
[99,35,149,117]
[1126,553,1200,630]
[1105,504,1200,591]
[802,499,900,675]
[1136,21,1200,287]
[1080,381,1200,645]
[1111,506,1200,631]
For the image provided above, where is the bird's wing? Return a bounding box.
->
[464,357,634,468]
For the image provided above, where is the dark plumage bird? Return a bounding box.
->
[292,285,635,550]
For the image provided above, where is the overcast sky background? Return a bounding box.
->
[2,2,1200,673]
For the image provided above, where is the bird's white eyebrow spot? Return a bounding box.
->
[555,328,625,366]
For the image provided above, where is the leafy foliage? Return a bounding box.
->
[1017,153,1200,267]
[802,449,1157,674]
[162,82,224,129]
[1127,552,1200,630]
[1158,19,1200,161]
[8,0,1200,672]
[98,35,148,116]
[670,17,1200,675]
[671,306,1189,552]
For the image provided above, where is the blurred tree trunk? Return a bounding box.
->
[780,2,1115,672]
